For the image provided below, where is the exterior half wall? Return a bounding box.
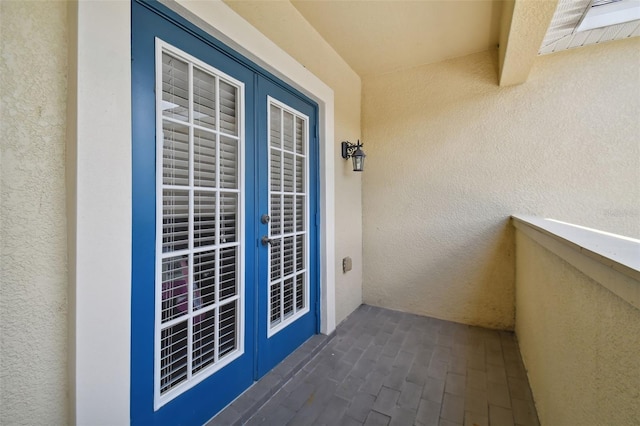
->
[514,219,639,425]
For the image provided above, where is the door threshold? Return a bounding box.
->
[206,332,335,425]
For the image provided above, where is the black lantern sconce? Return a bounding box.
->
[341,140,366,172]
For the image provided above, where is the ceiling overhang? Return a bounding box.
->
[498,0,559,86]
[225,0,639,87]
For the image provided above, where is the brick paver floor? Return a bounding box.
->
[208,305,539,426]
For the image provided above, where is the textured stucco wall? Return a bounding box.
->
[515,230,640,425]
[362,38,640,329]
[224,1,363,325]
[0,1,69,424]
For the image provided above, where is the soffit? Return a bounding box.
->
[289,0,502,77]
[539,0,640,54]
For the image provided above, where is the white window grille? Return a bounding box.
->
[267,97,310,337]
[154,39,245,409]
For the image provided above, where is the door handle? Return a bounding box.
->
[261,236,275,246]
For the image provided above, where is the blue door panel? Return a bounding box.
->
[131,1,319,424]
[255,76,319,378]
[132,2,255,425]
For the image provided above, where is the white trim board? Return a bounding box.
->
[512,215,640,310]
[69,1,132,424]
[71,1,336,423]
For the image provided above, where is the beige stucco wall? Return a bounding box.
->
[515,230,640,425]
[362,38,640,329]
[224,1,363,325]
[0,1,69,424]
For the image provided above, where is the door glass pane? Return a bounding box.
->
[283,195,294,234]
[270,105,281,148]
[295,275,304,310]
[162,53,189,122]
[163,122,190,186]
[270,283,281,325]
[162,189,189,252]
[194,250,216,310]
[296,235,304,272]
[220,136,238,189]
[295,117,305,155]
[270,239,281,281]
[283,111,294,152]
[296,196,305,232]
[219,247,237,301]
[220,192,237,244]
[160,321,189,393]
[193,67,216,130]
[219,302,237,357]
[156,43,244,404]
[161,256,189,323]
[194,129,216,187]
[283,236,294,276]
[295,156,304,193]
[270,194,281,236]
[283,153,295,193]
[270,149,281,191]
[219,81,238,136]
[283,278,294,318]
[267,101,309,334]
[192,313,216,374]
[194,191,216,248]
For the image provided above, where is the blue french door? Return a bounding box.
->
[255,77,319,377]
[131,1,318,425]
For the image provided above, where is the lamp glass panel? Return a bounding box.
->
[352,156,364,172]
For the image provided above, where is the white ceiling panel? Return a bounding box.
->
[540,0,640,55]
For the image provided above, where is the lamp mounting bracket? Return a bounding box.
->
[341,140,363,159]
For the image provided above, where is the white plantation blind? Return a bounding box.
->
[155,42,244,407]
[267,99,310,336]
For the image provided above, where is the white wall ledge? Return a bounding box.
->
[512,215,640,309]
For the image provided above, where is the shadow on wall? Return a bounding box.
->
[364,212,515,330]
[441,47,501,87]
[471,217,515,329]
[428,215,516,330]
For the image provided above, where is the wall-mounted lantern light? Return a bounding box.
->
[341,140,366,172]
